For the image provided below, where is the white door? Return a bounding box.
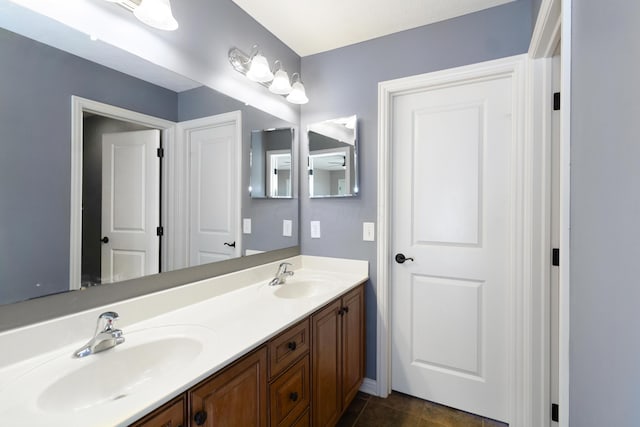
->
[101,129,160,283]
[186,116,240,266]
[391,75,513,422]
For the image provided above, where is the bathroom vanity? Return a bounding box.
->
[0,256,367,427]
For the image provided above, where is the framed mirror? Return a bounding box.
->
[307,115,359,198]
[250,128,295,199]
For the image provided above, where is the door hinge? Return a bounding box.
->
[552,248,560,266]
[552,403,559,422]
[156,226,164,237]
[553,92,561,111]
[308,169,314,176]
[157,147,164,158]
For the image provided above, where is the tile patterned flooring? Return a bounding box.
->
[337,391,508,427]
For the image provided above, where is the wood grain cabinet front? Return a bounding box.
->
[129,394,187,427]
[269,355,310,427]
[268,319,310,379]
[189,347,268,427]
[311,284,365,427]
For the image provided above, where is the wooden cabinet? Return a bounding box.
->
[311,284,364,427]
[130,395,187,427]
[130,283,364,427]
[189,347,268,427]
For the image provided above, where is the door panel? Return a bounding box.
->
[391,76,512,422]
[101,130,160,283]
[188,120,239,266]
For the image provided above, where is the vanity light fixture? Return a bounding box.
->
[286,73,309,105]
[103,0,179,31]
[269,61,293,95]
[229,45,309,104]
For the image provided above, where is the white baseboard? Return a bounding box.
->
[359,378,378,396]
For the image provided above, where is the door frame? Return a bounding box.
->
[529,1,571,426]
[70,96,176,290]
[376,54,534,425]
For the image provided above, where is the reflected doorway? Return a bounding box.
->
[81,113,162,287]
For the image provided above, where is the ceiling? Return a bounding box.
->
[231,0,516,57]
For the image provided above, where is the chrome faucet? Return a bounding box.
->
[73,311,125,358]
[268,262,294,286]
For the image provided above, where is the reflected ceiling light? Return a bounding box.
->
[286,73,309,105]
[133,0,179,31]
[269,61,293,95]
[229,45,309,104]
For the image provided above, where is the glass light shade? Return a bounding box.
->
[269,69,293,95]
[246,54,274,82]
[133,0,179,31]
[286,81,309,104]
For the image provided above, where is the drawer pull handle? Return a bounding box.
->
[289,391,299,402]
[287,341,297,351]
[193,410,208,426]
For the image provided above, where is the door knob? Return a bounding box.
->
[395,253,414,264]
[101,236,109,244]
[224,241,236,248]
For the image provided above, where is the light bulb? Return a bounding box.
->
[246,53,274,83]
[286,81,309,104]
[133,0,179,31]
[269,69,293,95]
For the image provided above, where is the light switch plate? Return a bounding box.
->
[363,222,375,241]
[310,221,321,239]
[243,218,252,234]
[283,219,292,237]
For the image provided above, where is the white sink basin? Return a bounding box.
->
[273,278,338,299]
[2,325,216,416]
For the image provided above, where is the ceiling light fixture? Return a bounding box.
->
[103,0,179,31]
[229,45,309,104]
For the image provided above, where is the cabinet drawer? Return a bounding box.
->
[268,319,310,379]
[269,355,310,427]
[129,394,186,427]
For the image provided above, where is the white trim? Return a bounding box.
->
[377,55,534,426]
[176,111,243,264]
[359,378,378,396]
[529,0,561,59]
[558,1,571,426]
[70,96,176,290]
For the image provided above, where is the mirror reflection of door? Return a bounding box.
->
[81,115,161,286]
[267,150,292,198]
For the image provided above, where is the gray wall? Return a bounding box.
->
[532,0,543,27]
[570,1,640,426]
[300,0,533,380]
[178,86,299,254]
[0,28,178,305]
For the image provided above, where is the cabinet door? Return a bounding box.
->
[311,299,342,427]
[341,285,365,409]
[268,319,310,379]
[190,347,268,427]
[130,394,187,427]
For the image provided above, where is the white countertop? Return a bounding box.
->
[0,255,368,426]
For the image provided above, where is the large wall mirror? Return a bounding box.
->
[307,116,359,197]
[0,15,299,310]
